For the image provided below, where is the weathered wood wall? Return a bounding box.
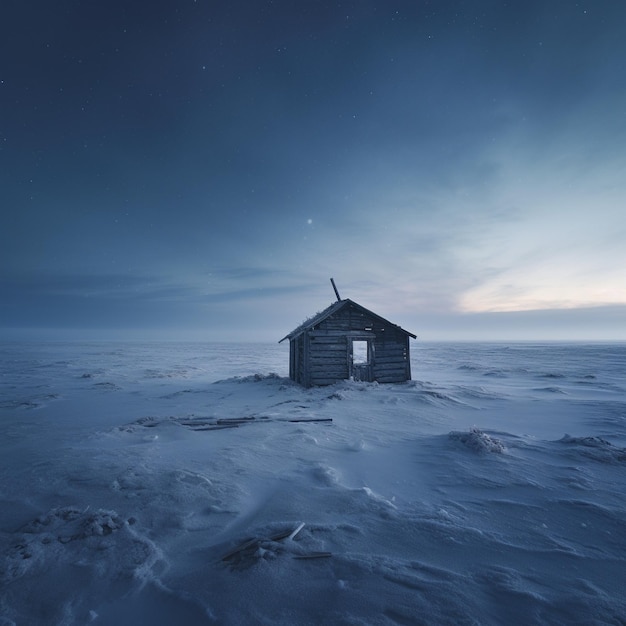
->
[372,329,411,384]
[290,301,412,387]
[307,333,349,386]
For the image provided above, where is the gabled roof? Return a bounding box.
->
[279,298,416,343]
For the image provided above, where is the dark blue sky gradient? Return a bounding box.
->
[2,1,625,340]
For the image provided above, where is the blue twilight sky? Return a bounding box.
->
[2,0,625,341]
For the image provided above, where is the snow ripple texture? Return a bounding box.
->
[1,341,625,625]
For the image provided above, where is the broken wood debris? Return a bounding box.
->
[219,537,261,562]
[178,420,214,427]
[177,415,332,431]
[221,523,305,564]
[220,523,331,567]
[293,552,333,560]
[285,418,333,423]
[216,417,256,425]
[125,414,333,433]
[192,423,240,431]
[287,522,305,540]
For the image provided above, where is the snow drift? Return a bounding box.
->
[1,341,625,624]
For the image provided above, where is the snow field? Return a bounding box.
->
[1,342,625,624]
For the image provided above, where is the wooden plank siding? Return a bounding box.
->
[280,298,415,387]
[308,333,349,386]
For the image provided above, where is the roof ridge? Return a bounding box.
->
[279,298,416,342]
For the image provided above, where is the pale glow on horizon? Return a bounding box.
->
[459,272,626,313]
[447,144,626,314]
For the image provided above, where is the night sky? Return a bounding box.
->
[2,1,625,341]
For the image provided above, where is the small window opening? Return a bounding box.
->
[352,340,369,364]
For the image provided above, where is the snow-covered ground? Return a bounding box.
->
[1,341,625,625]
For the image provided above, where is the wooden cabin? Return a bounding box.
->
[279,297,416,387]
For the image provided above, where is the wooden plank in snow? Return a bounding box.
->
[293,552,332,560]
[286,418,332,423]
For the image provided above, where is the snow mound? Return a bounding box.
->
[558,435,626,463]
[2,506,162,585]
[449,427,506,453]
